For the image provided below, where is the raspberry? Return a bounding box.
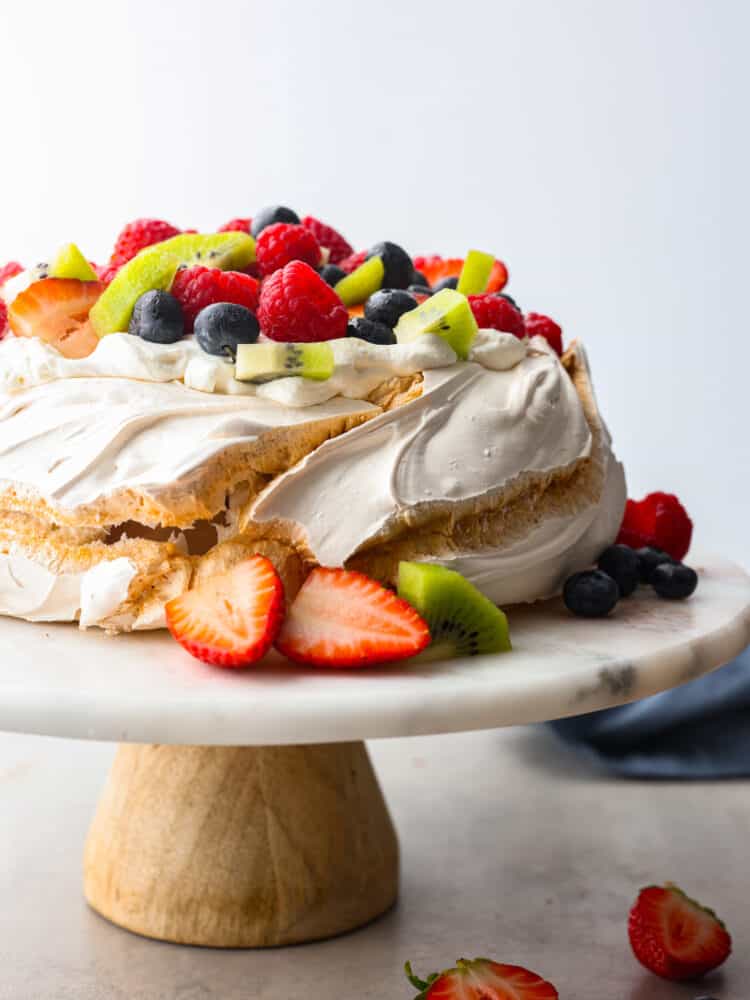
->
[110,218,181,267]
[258,260,348,343]
[338,250,367,273]
[0,300,8,339]
[171,266,260,332]
[218,217,252,234]
[0,261,23,287]
[92,261,121,285]
[616,492,693,561]
[301,216,353,265]
[468,293,525,337]
[525,312,563,355]
[255,222,321,278]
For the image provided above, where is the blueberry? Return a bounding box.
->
[408,284,433,297]
[497,291,521,311]
[597,544,639,597]
[366,241,413,289]
[251,205,300,238]
[636,546,675,583]
[319,263,346,287]
[364,289,417,328]
[194,302,259,359]
[412,269,430,288]
[651,562,698,600]
[347,317,396,345]
[128,290,184,344]
[433,276,458,292]
[563,570,619,617]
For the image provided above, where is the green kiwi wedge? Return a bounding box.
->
[394,288,478,359]
[89,232,256,336]
[334,256,385,306]
[397,561,511,659]
[456,249,495,295]
[235,342,335,383]
[50,243,99,282]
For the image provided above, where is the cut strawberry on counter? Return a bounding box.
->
[405,957,558,999]
[8,278,103,358]
[617,492,693,561]
[628,884,732,982]
[275,567,430,668]
[165,555,285,669]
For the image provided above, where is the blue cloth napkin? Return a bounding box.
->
[549,646,750,778]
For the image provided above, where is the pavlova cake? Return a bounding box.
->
[0,207,638,668]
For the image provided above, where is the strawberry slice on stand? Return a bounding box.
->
[166,555,285,669]
[405,957,558,999]
[8,278,103,358]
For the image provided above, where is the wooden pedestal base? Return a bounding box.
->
[83,742,399,947]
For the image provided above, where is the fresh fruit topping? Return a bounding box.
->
[195,302,259,359]
[616,492,693,561]
[405,957,558,999]
[338,249,368,273]
[414,255,508,293]
[319,263,347,287]
[0,261,24,288]
[563,569,619,617]
[128,290,185,344]
[412,268,430,287]
[628,884,731,982]
[364,288,417,328]
[335,257,385,307]
[636,546,675,583]
[651,562,699,600]
[250,205,300,238]
[347,316,396,345]
[498,291,521,310]
[217,217,252,234]
[0,301,8,340]
[165,555,284,669]
[456,249,495,296]
[49,243,99,282]
[434,276,459,292]
[395,288,478,359]
[408,284,432,301]
[597,544,639,598]
[258,260,348,343]
[301,215,354,265]
[90,232,256,336]
[366,241,413,289]
[8,278,102,358]
[525,312,563,355]
[110,218,182,269]
[397,562,511,659]
[468,293,525,338]
[255,222,322,278]
[275,567,430,668]
[235,341,334,382]
[171,265,260,332]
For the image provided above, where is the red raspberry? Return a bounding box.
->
[525,312,563,355]
[255,223,321,278]
[110,218,181,267]
[171,266,260,332]
[300,216,354,265]
[218,217,252,234]
[468,293,525,337]
[0,261,23,287]
[338,250,368,273]
[0,300,8,339]
[616,492,693,561]
[258,260,348,343]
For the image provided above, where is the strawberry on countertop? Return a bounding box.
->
[405,957,558,999]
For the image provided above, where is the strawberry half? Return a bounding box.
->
[628,884,731,981]
[414,255,509,293]
[275,567,430,668]
[8,278,103,358]
[165,555,285,669]
[405,958,558,999]
[616,492,693,561]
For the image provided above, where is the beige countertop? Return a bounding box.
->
[0,726,746,999]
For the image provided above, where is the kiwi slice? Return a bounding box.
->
[394,288,478,359]
[89,232,256,336]
[398,561,511,660]
[235,342,335,383]
[334,256,385,306]
[50,243,99,282]
[456,249,495,296]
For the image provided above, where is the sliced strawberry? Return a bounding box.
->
[617,492,693,561]
[406,958,558,999]
[275,567,430,668]
[165,555,284,669]
[0,261,23,288]
[414,255,509,293]
[8,278,103,358]
[628,884,731,981]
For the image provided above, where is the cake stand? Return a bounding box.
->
[1,553,748,949]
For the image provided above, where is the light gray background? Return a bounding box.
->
[1,0,748,565]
